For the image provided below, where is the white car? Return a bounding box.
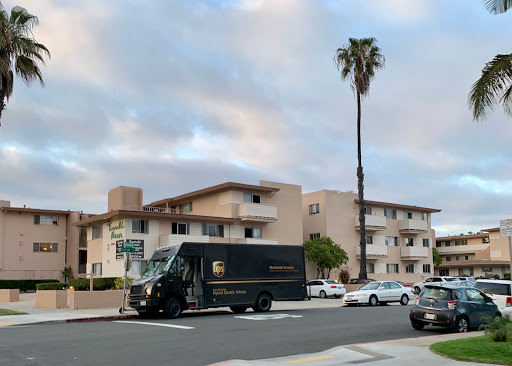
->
[343,281,414,306]
[413,276,459,294]
[474,279,512,314]
[307,279,346,298]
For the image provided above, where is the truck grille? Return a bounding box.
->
[130,285,143,295]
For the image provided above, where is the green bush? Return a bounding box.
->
[482,314,512,342]
[114,277,135,289]
[0,279,59,291]
[69,277,118,291]
[504,273,511,280]
[36,282,69,291]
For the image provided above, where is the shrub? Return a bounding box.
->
[68,277,118,291]
[36,282,69,291]
[482,314,512,342]
[114,277,136,289]
[338,268,350,284]
[504,273,511,280]
[0,279,59,291]
[492,274,500,280]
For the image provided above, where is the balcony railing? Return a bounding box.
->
[400,246,428,259]
[123,205,187,214]
[436,244,489,255]
[356,245,388,257]
[238,203,277,222]
[355,215,387,231]
[238,238,278,245]
[159,234,209,247]
[398,219,428,233]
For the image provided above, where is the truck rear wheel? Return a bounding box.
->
[230,306,248,314]
[252,293,272,312]
[164,297,182,319]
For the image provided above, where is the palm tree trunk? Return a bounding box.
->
[357,91,367,280]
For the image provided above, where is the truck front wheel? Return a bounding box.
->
[252,293,272,312]
[164,298,182,319]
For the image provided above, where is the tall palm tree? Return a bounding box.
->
[0,4,50,126]
[334,38,385,280]
[468,0,512,120]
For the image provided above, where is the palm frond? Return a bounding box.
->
[484,0,512,14]
[468,53,512,121]
[15,55,44,86]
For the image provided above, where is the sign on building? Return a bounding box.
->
[500,219,512,237]
[116,239,125,260]
[127,239,144,259]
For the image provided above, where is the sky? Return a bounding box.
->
[0,0,511,237]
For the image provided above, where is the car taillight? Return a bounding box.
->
[415,296,420,305]
[330,286,337,288]
[448,300,457,310]
[507,297,511,307]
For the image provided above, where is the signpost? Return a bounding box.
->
[499,219,512,278]
[119,241,135,314]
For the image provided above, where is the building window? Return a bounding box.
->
[179,202,192,213]
[245,228,262,239]
[423,239,430,247]
[384,209,396,219]
[445,256,451,262]
[367,263,375,273]
[387,264,399,273]
[405,264,414,273]
[455,255,469,261]
[421,212,428,221]
[423,264,431,273]
[33,243,58,253]
[92,263,102,276]
[92,225,103,240]
[172,222,190,235]
[482,237,490,243]
[132,219,149,234]
[403,211,412,219]
[404,238,414,247]
[439,269,450,276]
[309,203,320,215]
[202,224,224,237]
[309,233,320,240]
[244,193,261,204]
[455,240,467,246]
[436,241,442,248]
[366,235,373,245]
[385,236,398,246]
[34,215,58,225]
[364,207,372,215]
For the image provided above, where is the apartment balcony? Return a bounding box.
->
[238,238,278,245]
[159,234,209,247]
[436,244,489,255]
[356,245,388,258]
[400,246,429,259]
[398,219,428,234]
[355,215,387,231]
[238,203,277,223]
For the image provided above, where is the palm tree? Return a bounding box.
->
[334,38,385,280]
[0,4,50,126]
[468,1,512,120]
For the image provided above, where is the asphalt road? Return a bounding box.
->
[0,304,451,366]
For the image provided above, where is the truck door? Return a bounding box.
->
[165,255,184,294]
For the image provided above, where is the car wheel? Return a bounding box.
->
[252,293,272,312]
[454,316,469,333]
[369,295,378,306]
[334,295,341,298]
[411,320,425,330]
[163,297,182,319]
[414,286,421,294]
[230,306,248,314]
[320,291,327,299]
[400,294,409,305]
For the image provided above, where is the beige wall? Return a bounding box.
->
[108,186,143,212]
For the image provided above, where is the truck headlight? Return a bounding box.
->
[144,283,153,295]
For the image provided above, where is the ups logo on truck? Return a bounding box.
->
[213,261,225,278]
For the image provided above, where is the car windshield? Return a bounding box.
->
[141,255,175,277]
[359,282,380,290]
[475,282,511,296]
[446,278,458,281]
[325,280,337,284]
[421,287,452,300]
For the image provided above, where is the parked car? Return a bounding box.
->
[349,278,375,284]
[457,277,475,282]
[474,279,511,315]
[410,284,500,332]
[343,281,413,306]
[307,279,346,299]
[443,280,475,288]
[413,276,458,294]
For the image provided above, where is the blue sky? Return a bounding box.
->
[0,0,511,237]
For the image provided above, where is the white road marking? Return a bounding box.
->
[234,313,303,320]
[113,320,195,329]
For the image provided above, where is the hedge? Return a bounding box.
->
[36,282,69,291]
[0,279,59,291]
[69,277,117,291]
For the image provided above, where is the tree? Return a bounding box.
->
[304,237,349,279]
[468,1,512,121]
[334,38,385,280]
[0,4,50,126]
[432,248,442,267]
[61,266,73,282]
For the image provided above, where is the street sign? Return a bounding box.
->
[120,246,135,253]
[500,219,512,237]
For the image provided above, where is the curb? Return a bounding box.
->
[11,314,137,327]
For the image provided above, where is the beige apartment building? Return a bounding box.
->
[435,229,511,278]
[0,200,89,280]
[75,181,303,278]
[302,190,441,283]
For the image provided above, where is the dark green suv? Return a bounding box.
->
[410,284,500,332]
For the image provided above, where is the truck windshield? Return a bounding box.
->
[141,255,175,277]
